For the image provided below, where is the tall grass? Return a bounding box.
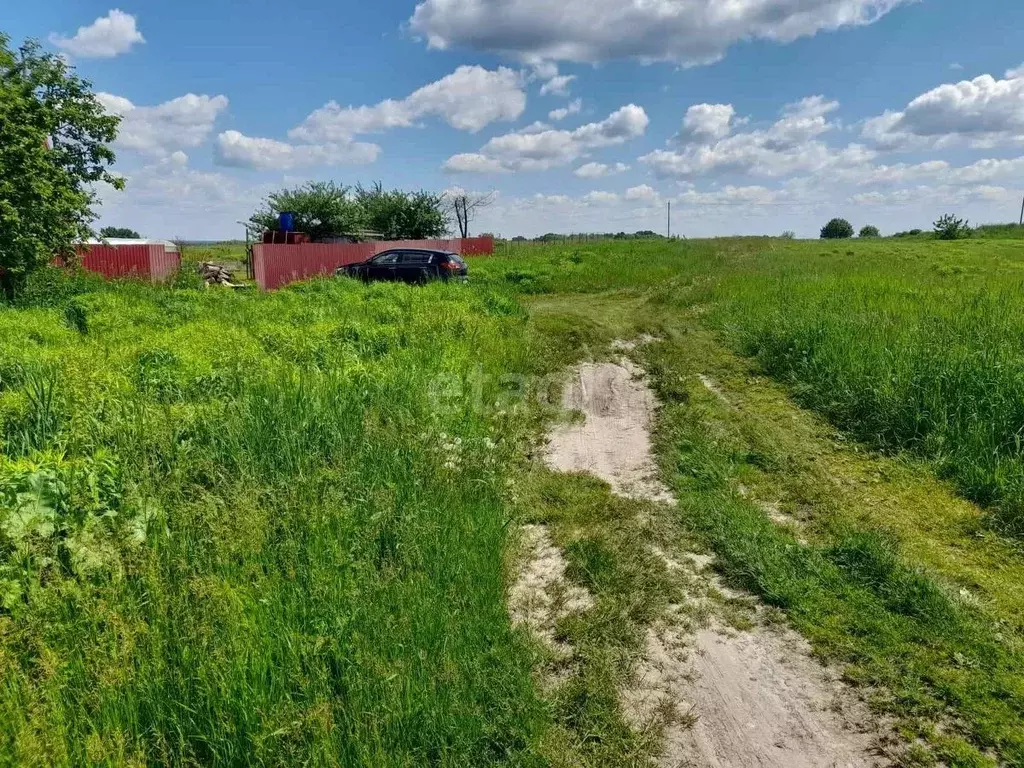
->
[481,236,1024,538]
[709,245,1024,537]
[0,277,549,765]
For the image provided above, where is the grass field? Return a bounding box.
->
[3,234,1024,765]
[476,236,1024,538]
[0,270,560,765]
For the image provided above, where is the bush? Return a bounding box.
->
[934,213,971,241]
[820,218,854,239]
[780,231,796,240]
[859,225,880,238]
[99,226,141,238]
[11,265,104,308]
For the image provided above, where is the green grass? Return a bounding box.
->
[640,335,1024,766]
[502,244,1024,766]
[8,233,1024,765]
[477,237,1024,538]
[0,274,552,765]
[974,223,1024,239]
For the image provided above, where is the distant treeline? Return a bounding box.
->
[508,230,666,242]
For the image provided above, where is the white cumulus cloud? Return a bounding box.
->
[97,92,228,156]
[409,0,913,66]
[624,184,661,204]
[574,161,628,178]
[540,74,577,96]
[445,104,648,173]
[862,66,1024,149]
[49,9,144,58]
[549,99,582,121]
[583,190,620,204]
[641,95,867,179]
[214,131,380,170]
[291,65,526,142]
[679,104,737,143]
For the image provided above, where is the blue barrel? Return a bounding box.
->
[278,211,296,232]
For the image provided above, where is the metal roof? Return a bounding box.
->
[84,238,180,252]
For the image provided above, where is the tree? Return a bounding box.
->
[355,183,447,240]
[248,181,365,242]
[820,218,854,239]
[99,226,140,238]
[0,35,122,299]
[446,191,495,238]
[859,225,880,238]
[934,213,970,241]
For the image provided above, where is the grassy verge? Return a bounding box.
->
[0,274,551,765]
[478,236,1024,539]
[642,330,1024,766]
[517,284,1024,766]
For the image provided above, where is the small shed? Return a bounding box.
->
[75,239,181,281]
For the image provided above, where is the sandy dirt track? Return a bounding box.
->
[540,350,886,768]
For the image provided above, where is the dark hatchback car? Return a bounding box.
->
[337,248,468,284]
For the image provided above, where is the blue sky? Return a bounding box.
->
[9,1,1024,238]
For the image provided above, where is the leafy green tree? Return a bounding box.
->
[859,225,881,238]
[820,218,854,239]
[99,226,140,238]
[934,213,971,241]
[355,183,447,240]
[248,181,365,242]
[0,35,122,299]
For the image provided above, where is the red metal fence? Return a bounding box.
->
[251,237,494,290]
[73,244,181,282]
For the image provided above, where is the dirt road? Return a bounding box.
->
[534,347,887,767]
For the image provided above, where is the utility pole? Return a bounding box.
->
[1019,194,1023,226]
[667,201,671,238]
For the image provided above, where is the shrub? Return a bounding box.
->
[820,218,854,239]
[780,231,796,240]
[934,213,971,241]
[859,225,880,238]
[99,226,141,238]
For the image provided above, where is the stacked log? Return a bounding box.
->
[198,262,235,286]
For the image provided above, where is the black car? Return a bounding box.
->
[337,249,468,284]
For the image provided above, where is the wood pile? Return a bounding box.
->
[198,262,235,286]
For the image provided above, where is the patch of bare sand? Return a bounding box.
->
[509,524,593,655]
[545,357,674,503]
[542,348,889,767]
[676,621,887,768]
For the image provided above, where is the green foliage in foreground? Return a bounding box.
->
[711,242,1024,538]
[646,349,1024,765]
[0,277,550,765]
